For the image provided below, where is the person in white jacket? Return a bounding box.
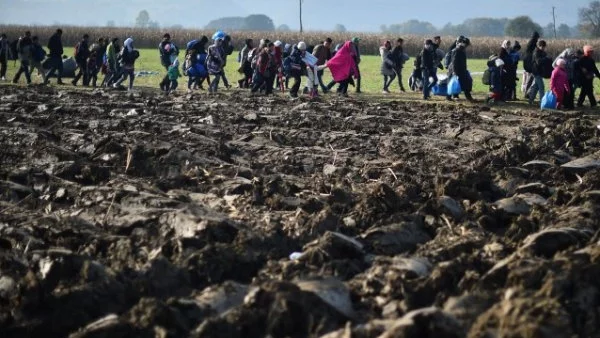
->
[380,40,396,93]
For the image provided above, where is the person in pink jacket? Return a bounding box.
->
[324,41,358,96]
[550,58,570,109]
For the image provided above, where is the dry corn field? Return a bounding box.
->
[2,24,600,57]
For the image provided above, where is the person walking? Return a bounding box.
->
[12,31,33,85]
[576,45,600,107]
[29,36,47,84]
[324,41,358,97]
[416,39,436,100]
[522,31,540,98]
[251,45,277,95]
[113,38,138,91]
[207,37,225,93]
[391,38,407,92]
[553,48,577,109]
[159,33,179,91]
[550,58,571,109]
[238,38,254,88]
[506,41,521,100]
[527,40,548,105]
[44,29,64,85]
[72,34,90,86]
[312,38,332,93]
[102,38,120,87]
[88,38,106,87]
[286,42,307,98]
[447,36,474,101]
[0,33,9,81]
[166,58,181,94]
[380,40,396,93]
[498,40,511,100]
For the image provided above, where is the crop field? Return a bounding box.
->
[3,25,600,338]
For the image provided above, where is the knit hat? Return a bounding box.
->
[513,41,521,50]
[556,58,567,68]
[351,37,360,44]
[274,40,282,47]
[495,58,504,67]
[584,45,594,56]
[297,41,307,51]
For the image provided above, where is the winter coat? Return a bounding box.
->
[550,66,570,96]
[207,43,225,75]
[75,39,90,63]
[488,60,502,94]
[255,51,277,77]
[531,48,547,76]
[17,36,32,61]
[47,33,63,57]
[379,46,395,76]
[120,38,137,69]
[577,55,600,81]
[159,41,178,67]
[286,46,306,76]
[313,44,331,66]
[390,45,405,70]
[417,47,435,71]
[31,43,46,64]
[106,42,119,70]
[449,45,467,78]
[326,41,358,82]
[240,45,251,67]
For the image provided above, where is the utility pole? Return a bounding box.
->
[552,6,557,38]
[299,0,304,33]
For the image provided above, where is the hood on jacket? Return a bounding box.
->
[501,40,510,50]
[124,38,134,52]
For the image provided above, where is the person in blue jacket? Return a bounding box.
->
[486,58,504,105]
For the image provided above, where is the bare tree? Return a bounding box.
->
[578,1,600,37]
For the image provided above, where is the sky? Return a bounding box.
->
[0,0,589,32]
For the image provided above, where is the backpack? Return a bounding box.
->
[482,68,491,85]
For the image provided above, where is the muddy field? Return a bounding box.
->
[1,85,600,337]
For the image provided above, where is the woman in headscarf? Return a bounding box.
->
[324,41,358,97]
[113,37,138,91]
[380,40,396,94]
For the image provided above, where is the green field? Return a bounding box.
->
[5,48,600,102]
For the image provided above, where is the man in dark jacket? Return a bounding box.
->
[522,31,540,98]
[527,40,547,105]
[159,33,179,91]
[72,34,90,86]
[576,45,600,107]
[447,37,473,101]
[391,38,406,92]
[44,29,64,85]
[12,31,33,84]
[287,42,306,98]
[417,39,436,99]
[0,33,8,81]
[312,37,332,93]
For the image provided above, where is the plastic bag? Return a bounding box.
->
[447,75,461,96]
[540,91,557,109]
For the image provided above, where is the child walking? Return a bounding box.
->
[167,58,181,94]
[486,58,504,105]
[551,58,570,109]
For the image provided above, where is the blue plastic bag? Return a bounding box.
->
[447,75,461,96]
[432,83,448,96]
[541,91,557,109]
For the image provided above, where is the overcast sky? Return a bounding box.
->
[0,0,589,32]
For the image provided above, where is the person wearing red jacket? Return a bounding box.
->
[551,58,570,109]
